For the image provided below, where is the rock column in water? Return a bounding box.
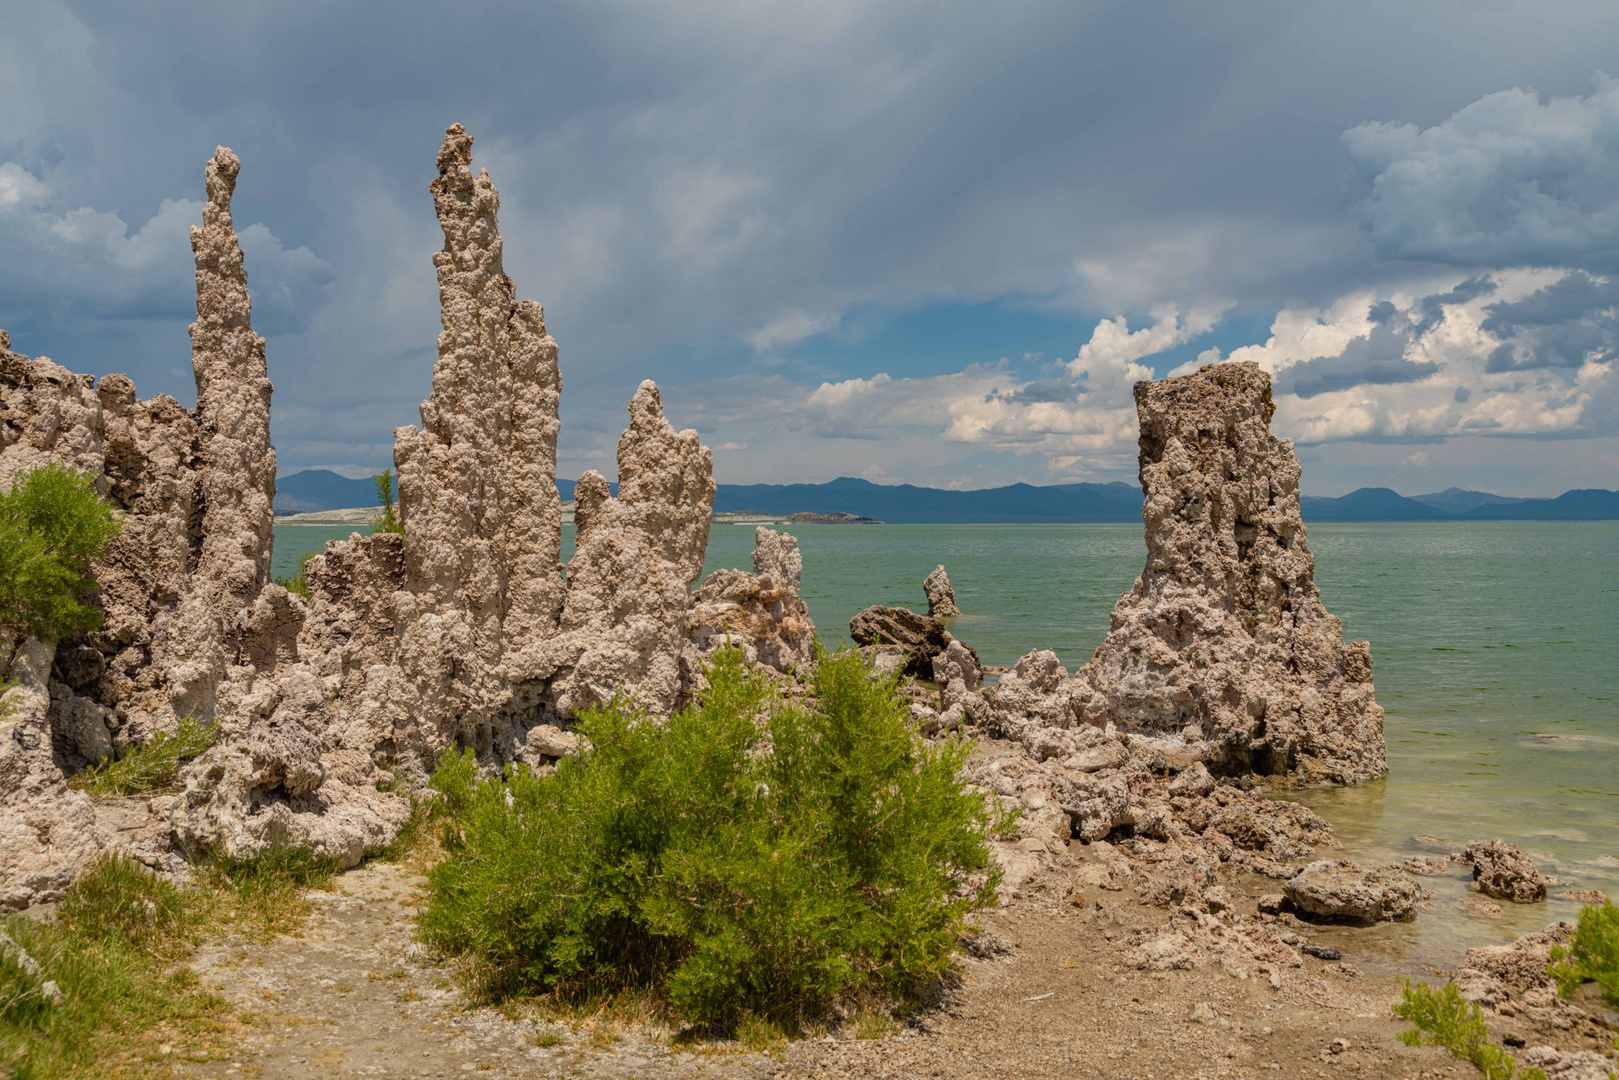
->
[1070,361,1386,782]
[923,565,960,617]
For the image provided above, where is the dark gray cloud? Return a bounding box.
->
[987,378,1086,405]
[1481,271,1619,371]
[3,0,1619,491]
[1414,274,1496,334]
[1275,321,1437,399]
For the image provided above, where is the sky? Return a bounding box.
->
[3,1,1619,497]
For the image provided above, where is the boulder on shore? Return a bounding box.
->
[1283,859,1423,923]
[848,605,977,679]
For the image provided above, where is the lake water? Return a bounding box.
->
[273,519,1619,968]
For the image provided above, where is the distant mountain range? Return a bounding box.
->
[1300,486,1619,521]
[274,470,378,515]
[274,469,1619,523]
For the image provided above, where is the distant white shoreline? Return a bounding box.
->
[274,504,801,527]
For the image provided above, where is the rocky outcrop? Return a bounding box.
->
[686,527,815,677]
[979,362,1386,785]
[525,382,714,718]
[1282,859,1423,923]
[1464,837,1548,903]
[923,565,960,617]
[2,125,723,890]
[849,605,977,679]
[0,146,283,901]
[172,130,718,864]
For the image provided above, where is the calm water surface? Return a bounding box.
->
[274,519,1618,967]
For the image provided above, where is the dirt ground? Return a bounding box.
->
[140,855,1499,1080]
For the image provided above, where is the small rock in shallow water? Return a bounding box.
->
[1402,856,1452,876]
[1558,889,1607,904]
[1463,838,1548,903]
[1301,944,1341,960]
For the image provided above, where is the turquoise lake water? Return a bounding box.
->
[273,519,1619,966]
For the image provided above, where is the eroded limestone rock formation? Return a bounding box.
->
[173,127,718,865]
[982,362,1386,784]
[686,527,815,680]
[1,126,724,895]
[0,147,279,901]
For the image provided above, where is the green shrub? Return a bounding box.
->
[0,462,123,678]
[421,647,1002,1030]
[1549,899,1619,1010]
[371,468,402,534]
[1392,978,1547,1080]
[273,549,319,599]
[70,715,217,797]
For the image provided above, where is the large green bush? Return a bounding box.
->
[420,647,1002,1029]
[0,462,122,678]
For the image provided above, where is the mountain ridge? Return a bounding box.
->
[273,469,1618,522]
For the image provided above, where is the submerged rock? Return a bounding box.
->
[923,565,960,617]
[1464,837,1548,903]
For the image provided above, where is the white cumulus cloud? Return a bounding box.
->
[1346,73,1619,272]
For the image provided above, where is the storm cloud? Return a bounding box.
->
[3,0,1619,494]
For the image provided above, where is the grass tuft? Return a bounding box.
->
[0,854,228,1078]
[70,715,216,797]
[735,1013,790,1054]
[199,845,339,941]
[851,1009,899,1041]
[1392,978,1547,1080]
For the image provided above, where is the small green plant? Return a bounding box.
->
[70,714,217,796]
[735,1013,789,1054]
[1392,978,1547,1080]
[273,548,320,599]
[0,462,123,678]
[371,468,402,534]
[1549,899,1619,1010]
[421,646,1001,1032]
[533,1026,566,1048]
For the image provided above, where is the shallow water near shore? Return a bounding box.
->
[273,519,1618,970]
